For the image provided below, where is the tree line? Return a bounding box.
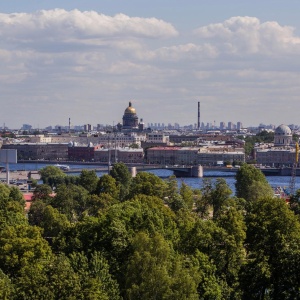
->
[0,162,300,299]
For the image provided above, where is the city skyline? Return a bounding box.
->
[1,1,300,128]
[15,119,299,132]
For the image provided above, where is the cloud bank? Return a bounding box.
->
[194,16,300,55]
[0,10,300,128]
[0,9,178,43]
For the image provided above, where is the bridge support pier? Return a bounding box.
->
[129,166,137,177]
[173,165,203,178]
[190,165,203,178]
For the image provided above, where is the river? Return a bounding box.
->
[3,162,300,194]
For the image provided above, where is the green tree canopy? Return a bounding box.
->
[128,172,167,199]
[0,269,14,299]
[96,174,120,200]
[235,164,272,201]
[69,251,121,300]
[0,184,27,227]
[110,162,132,201]
[39,165,66,185]
[32,184,53,203]
[125,231,202,300]
[0,225,52,277]
[79,169,99,194]
[8,186,25,207]
[179,182,194,210]
[164,176,187,212]
[51,184,89,221]
[28,199,47,227]
[240,197,300,299]
[39,205,70,238]
[15,254,81,300]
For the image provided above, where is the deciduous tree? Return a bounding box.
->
[79,169,99,194]
[39,166,65,185]
[96,174,119,200]
[128,172,166,199]
[110,162,132,201]
[235,164,272,202]
[240,197,300,299]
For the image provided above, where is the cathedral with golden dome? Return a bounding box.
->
[122,101,139,129]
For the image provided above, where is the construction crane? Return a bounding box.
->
[289,142,299,195]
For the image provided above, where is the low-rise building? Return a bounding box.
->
[146,146,245,166]
[255,147,297,167]
[68,143,102,162]
[94,147,144,164]
[28,135,52,143]
[197,148,245,166]
[146,132,170,144]
[97,132,146,147]
[2,143,69,161]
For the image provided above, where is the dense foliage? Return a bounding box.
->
[0,163,300,299]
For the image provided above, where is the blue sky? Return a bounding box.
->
[0,1,300,129]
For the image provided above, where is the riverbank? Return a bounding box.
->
[0,170,40,181]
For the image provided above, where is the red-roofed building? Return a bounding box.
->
[23,192,56,211]
[23,193,34,211]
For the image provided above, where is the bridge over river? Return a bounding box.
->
[133,165,297,177]
[66,164,298,178]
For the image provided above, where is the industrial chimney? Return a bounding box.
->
[197,102,200,130]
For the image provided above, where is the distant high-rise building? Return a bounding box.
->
[22,124,32,131]
[84,124,92,132]
[205,122,213,129]
[228,122,233,130]
[220,122,225,130]
[237,121,243,131]
[97,124,105,131]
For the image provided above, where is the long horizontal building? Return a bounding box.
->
[2,142,144,164]
[2,143,69,161]
[146,146,245,166]
[255,147,297,167]
[14,132,146,148]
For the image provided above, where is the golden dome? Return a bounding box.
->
[124,101,136,114]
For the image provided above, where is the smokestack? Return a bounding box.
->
[197,101,200,130]
[69,117,71,134]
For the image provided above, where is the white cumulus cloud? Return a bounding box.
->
[194,16,300,55]
[0,9,178,45]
